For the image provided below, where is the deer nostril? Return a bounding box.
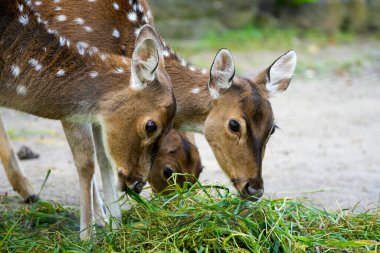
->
[132,181,145,194]
[245,184,264,198]
[163,167,174,178]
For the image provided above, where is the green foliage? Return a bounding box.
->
[0,182,379,252]
[277,0,318,7]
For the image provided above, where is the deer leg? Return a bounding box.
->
[61,121,95,240]
[0,114,37,203]
[92,123,121,227]
[92,179,107,227]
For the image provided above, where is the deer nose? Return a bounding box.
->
[244,183,264,201]
[128,181,146,194]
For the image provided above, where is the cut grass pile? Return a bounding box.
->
[0,182,379,252]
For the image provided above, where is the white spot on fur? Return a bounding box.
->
[53,0,61,3]
[28,58,43,72]
[18,4,24,12]
[201,68,208,75]
[163,50,170,57]
[88,0,96,2]
[19,15,29,25]
[100,53,109,61]
[191,87,200,94]
[112,28,120,38]
[47,28,58,34]
[137,4,144,12]
[89,71,99,78]
[74,18,85,25]
[189,66,196,72]
[34,1,42,6]
[84,26,93,32]
[127,12,137,22]
[56,15,67,22]
[16,85,27,96]
[56,69,65,76]
[77,41,89,55]
[88,47,99,56]
[180,59,187,67]
[113,2,119,10]
[59,36,66,46]
[134,27,141,37]
[142,16,148,24]
[10,64,21,77]
[113,67,124,74]
[54,6,62,11]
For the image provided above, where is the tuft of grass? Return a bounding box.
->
[0,181,379,252]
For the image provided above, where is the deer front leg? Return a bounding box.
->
[92,179,107,227]
[61,121,95,240]
[0,114,38,203]
[92,123,121,227]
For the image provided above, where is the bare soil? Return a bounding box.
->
[1,41,379,211]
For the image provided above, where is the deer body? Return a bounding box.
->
[0,0,175,239]
[2,0,297,212]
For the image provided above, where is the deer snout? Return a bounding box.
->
[243,184,264,200]
[233,178,264,201]
[117,169,147,194]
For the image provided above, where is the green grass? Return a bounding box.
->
[170,26,357,56]
[0,181,379,252]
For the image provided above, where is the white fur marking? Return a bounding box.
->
[84,26,93,32]
[147,10,152,19]
[10,64,21,77]
[59,36,66,46]
[16,85,27,96]
[74,18,85,25]
[89,71,99,78]
[113,67,124,74]
[134,27,141,37]
[28,58,43,72]
[19,15,29,25]
[180,59,187,67]
[18,4,24,12]
[201,68,208,75]
[113,2,119,10]
[54,6,62,11]
[34,1,42,6]
[191,87,200,94]
[112,28,120,38]
[142,16,148,23]
[53,0,61,3]
[77,41,89,55]
[127,12,137,22]
[189,66,196,72]
[56,69,65,76]
[163,50,170,57]
[56,15,67,22]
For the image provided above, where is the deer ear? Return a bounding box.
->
[208,49,235,99]
[131,25,162,91]
[255,50,297,97]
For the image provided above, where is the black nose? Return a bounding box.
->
[163,167,174,178]
[243,183,264,201]
[132,181,145,194]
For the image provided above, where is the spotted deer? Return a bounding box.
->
[0,1,176,239]
[149,130,203,194]
[4,0,297,208]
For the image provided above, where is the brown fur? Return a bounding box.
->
[14,0,296,199]
[0,0,175,191]
[148,130,202,194]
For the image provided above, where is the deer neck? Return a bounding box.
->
[163,55,211,133]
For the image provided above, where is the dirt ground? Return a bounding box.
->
[1,41,379,211]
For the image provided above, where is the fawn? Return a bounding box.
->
[0,0,176,239]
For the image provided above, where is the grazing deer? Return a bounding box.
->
[5,0,297,204]
[149,130,203,194]
[0,1,176,239]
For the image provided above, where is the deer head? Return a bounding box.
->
[204,49,297,200]
[148,130,202,194]
[99,25,175,194]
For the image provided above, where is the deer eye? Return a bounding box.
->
[145,120,157,133]
[228,120,240,132]
[270,125,278,135]
[163,167,174,178]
